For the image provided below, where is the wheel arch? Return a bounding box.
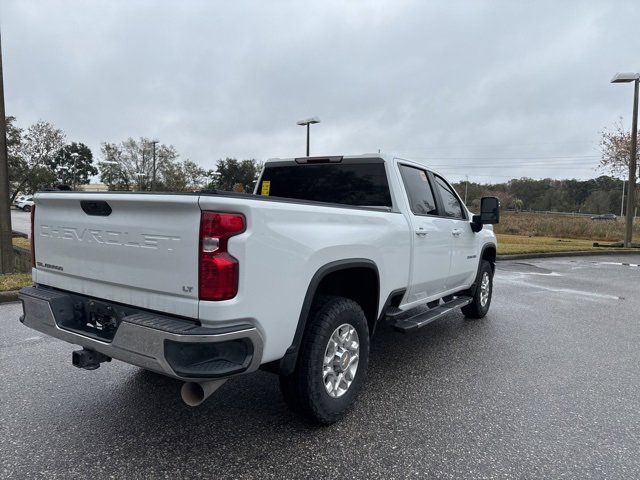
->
[463,242,497,297]
[278,259,380,376]
[481,242,497,272]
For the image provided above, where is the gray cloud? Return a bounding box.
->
[2,0,639,182]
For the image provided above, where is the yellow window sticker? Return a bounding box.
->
[261,180,271,196]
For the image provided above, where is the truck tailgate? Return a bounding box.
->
[32,193,201,318]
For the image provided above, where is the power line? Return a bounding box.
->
[432,164,599,170]
[442,172,601,179]
[390,140,598,151]
[405,155,600,161]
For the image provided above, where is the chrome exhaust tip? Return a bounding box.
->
[180,379,227,407]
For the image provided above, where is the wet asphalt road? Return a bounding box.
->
[1,254,639,479]
[10,210,30,237]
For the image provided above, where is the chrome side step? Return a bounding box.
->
[390,296,472,333]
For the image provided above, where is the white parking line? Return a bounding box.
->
[599,262,639,267]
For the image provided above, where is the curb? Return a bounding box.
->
[0,290,20,303]
[497,249,640,261]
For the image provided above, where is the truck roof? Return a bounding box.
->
[264,153,447,178]
[264,153,382,164]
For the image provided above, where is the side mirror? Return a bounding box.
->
[480,196,500,224]
[471,197,500,232]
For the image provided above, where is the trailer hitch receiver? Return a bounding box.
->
[72,348,112,370]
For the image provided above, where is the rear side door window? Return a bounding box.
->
[398,165,438,215]
[433,175,465,219]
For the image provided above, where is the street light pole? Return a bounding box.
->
[70,152,79,189]
[296,117,320,156]
[0,31,14,273]
[306,124,310,156]
[611,72,640,247]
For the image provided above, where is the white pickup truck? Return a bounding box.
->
[19,154,499,424]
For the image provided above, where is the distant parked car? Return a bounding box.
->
[16,197,34,212]
[13,195,27,206]
[591,213,616,221]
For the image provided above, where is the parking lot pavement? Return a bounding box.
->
[10,209,30,237]
[1,254,639,479]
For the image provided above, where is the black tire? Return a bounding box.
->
[462,260,493,319]
[22,205,31,212]
[279,295,370,425]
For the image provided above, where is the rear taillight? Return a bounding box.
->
[199,211,245,301]
[30,205,35,265]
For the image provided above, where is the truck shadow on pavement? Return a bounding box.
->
[38,313,497,475]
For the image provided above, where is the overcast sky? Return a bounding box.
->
[2,0,639,183]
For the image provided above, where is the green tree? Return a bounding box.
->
[205,158,263,192]
[512,198,524,211]
[5,116,23,187]
[48,142,97,188]
[508,177,552,209]
[10,119,66,201]
[582,190,614,214]
[98,142,131,191]
[158,160,208,191]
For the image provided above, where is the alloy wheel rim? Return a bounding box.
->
[323,324,360,398]
[480,271,490,307]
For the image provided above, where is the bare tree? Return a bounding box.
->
[599,118,640,177]
[98,137,206,191]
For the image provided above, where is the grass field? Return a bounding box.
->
[0,273,32,292]
[496,234,601,255]
[12,237,31,249]
[495,212,639,242]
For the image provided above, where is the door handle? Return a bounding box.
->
[451,228,462,237]
[415,227,428,237]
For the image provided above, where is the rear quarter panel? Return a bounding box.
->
[197,195,411,363]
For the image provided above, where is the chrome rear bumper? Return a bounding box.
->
[19,286,263,381]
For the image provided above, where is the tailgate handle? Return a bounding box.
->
[80,200,112,216]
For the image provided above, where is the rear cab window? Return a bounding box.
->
[256,159,392,208]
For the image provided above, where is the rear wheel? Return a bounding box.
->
[462,260,493,319]
[279,295,369,424]
[22,205,31,212]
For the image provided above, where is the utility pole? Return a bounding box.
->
[611,72,640,247]
[141,147,146,191]
[630,79,639,246]
[151,140,159,191]
[0,31,14,273]
[464,175,469,204]
[620,180,625,217]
